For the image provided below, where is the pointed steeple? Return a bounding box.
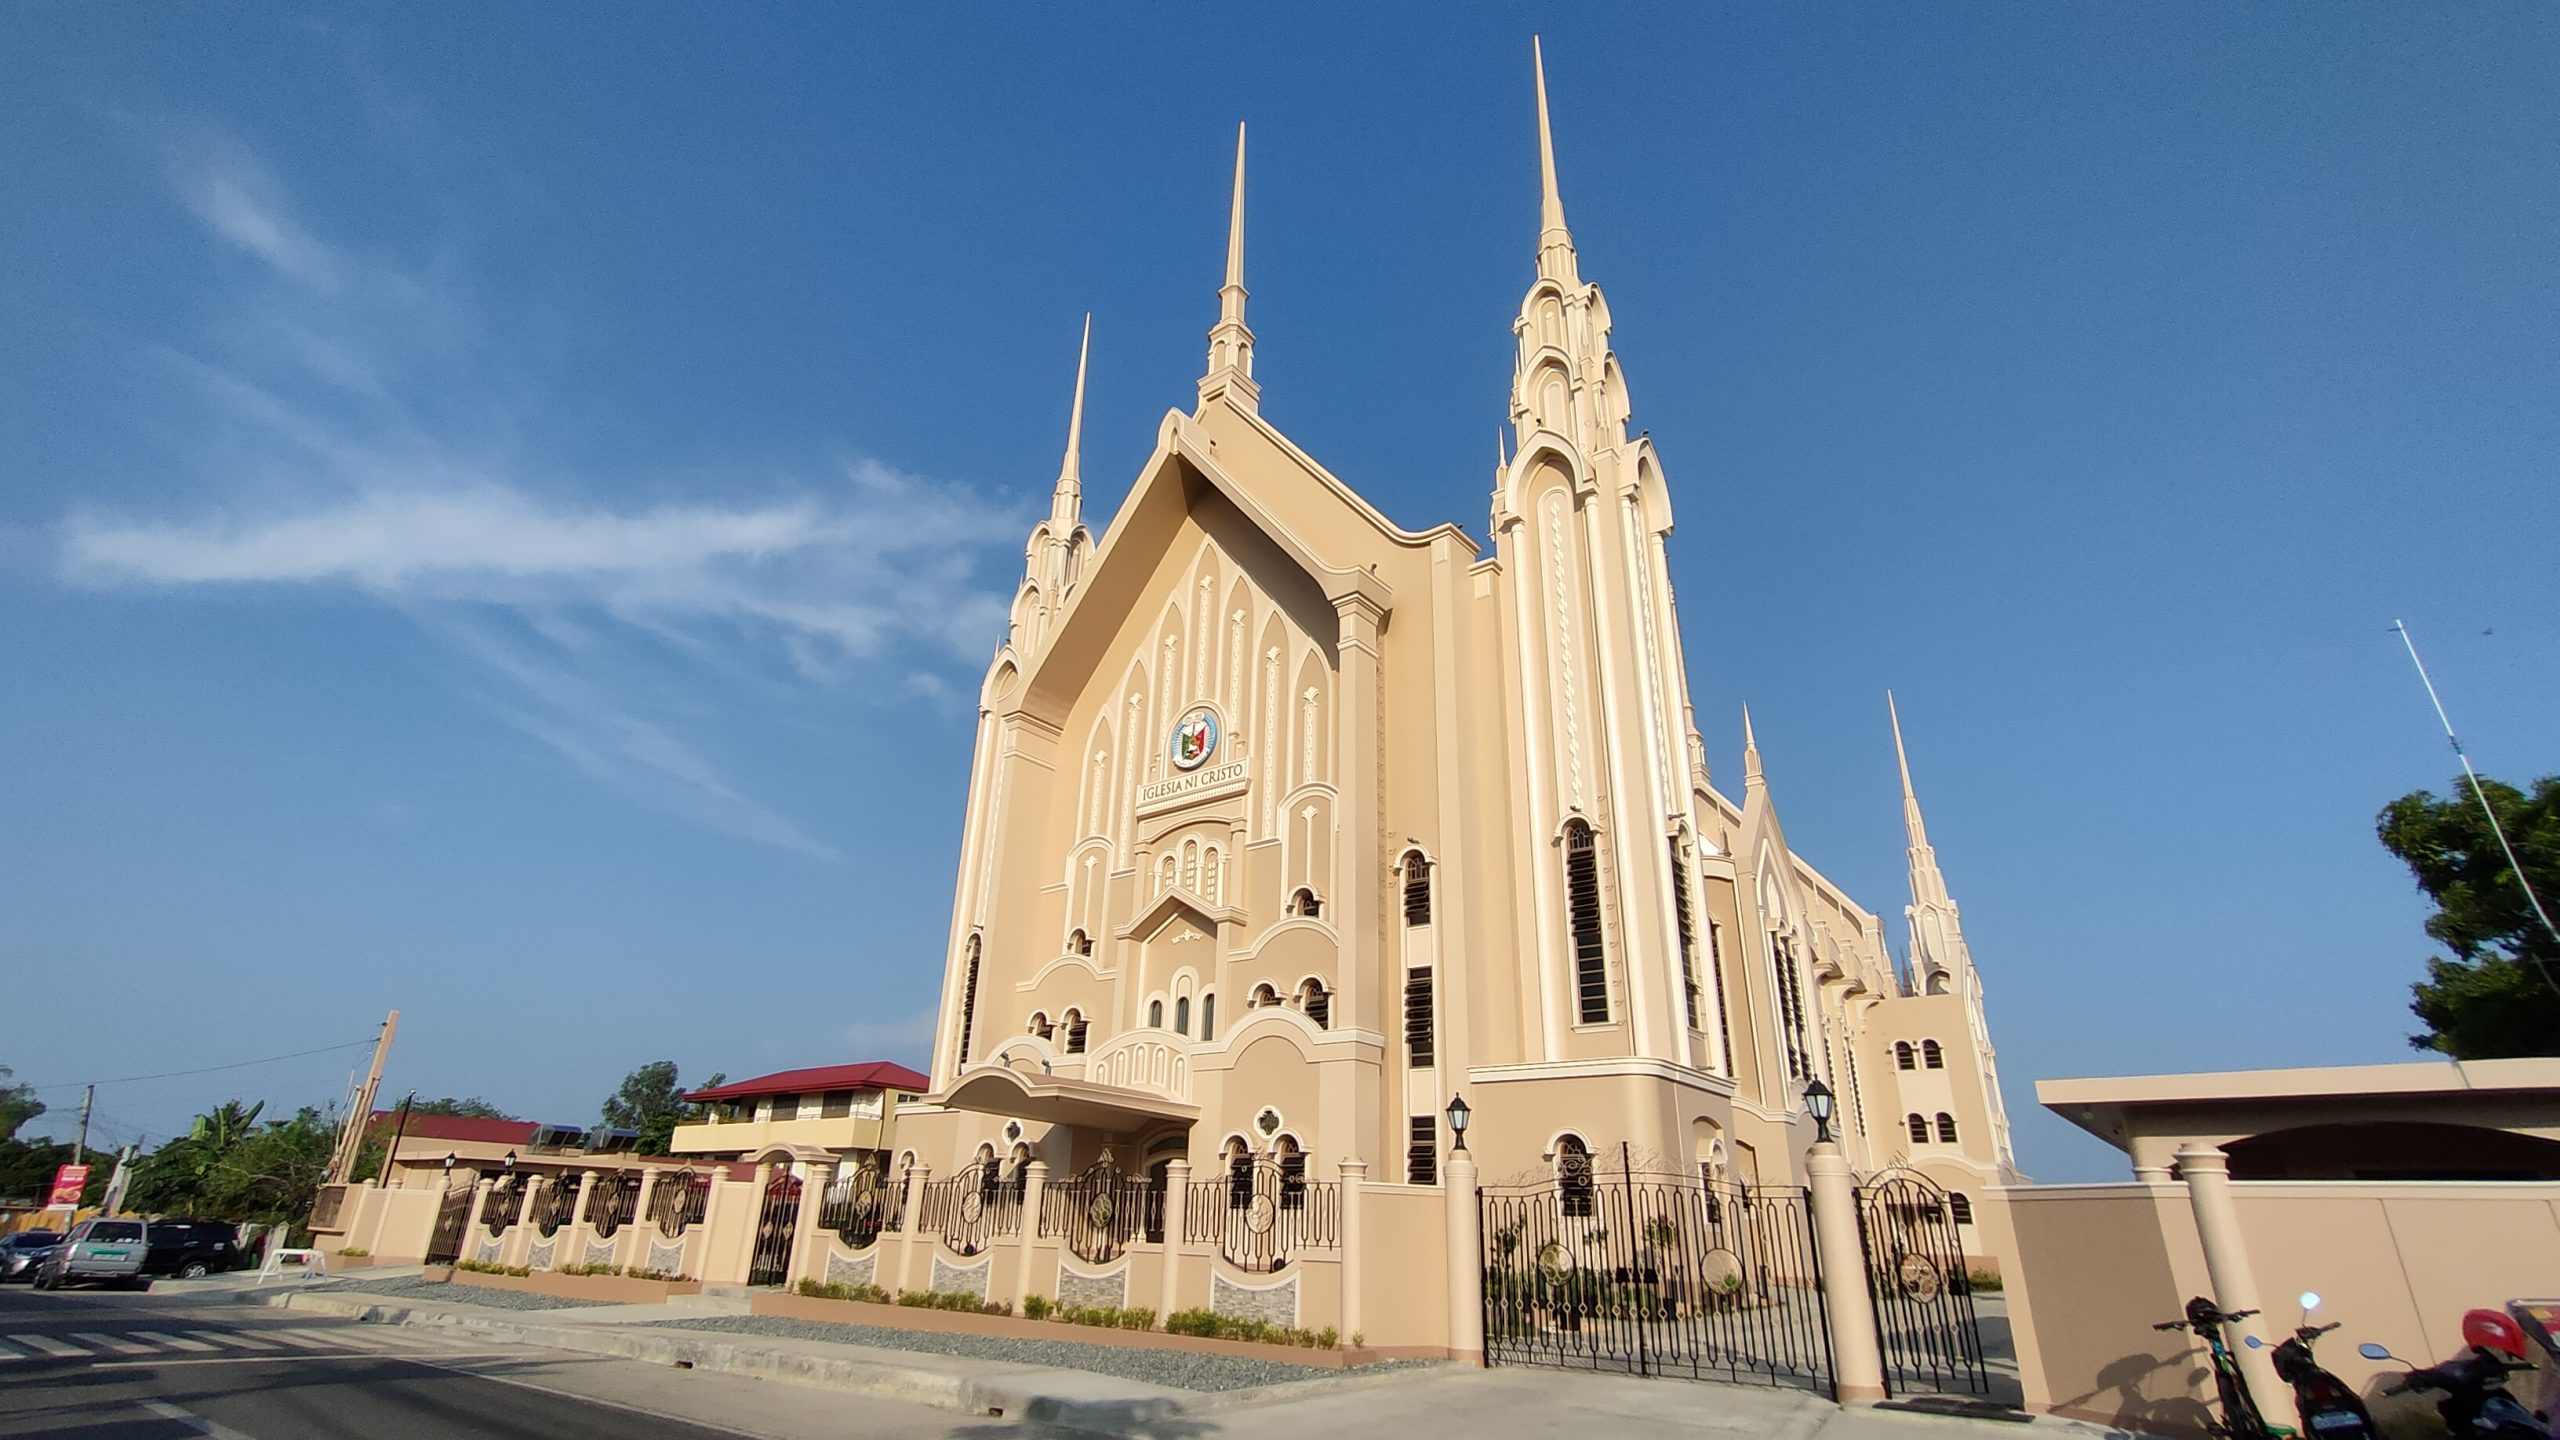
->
[1052,313,1091,525]
[1741,705,1765,789]
[1888,692,1951,910]
[1200,122,1259,409]
[1531,37,1578,281]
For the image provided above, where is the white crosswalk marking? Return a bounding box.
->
[200,1330,279,1350]
[269,1328,338,1349]
[318,1328,401,1350]
[71,1332,154,1355]
[131,1331,219,1353]
[9,1334,89,1357]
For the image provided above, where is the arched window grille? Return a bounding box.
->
[1225,1137,1253,1209]
[1288,887,1323,919]
[1936,1112,1959,1143]
[1557,1135,1596,1217]
[1669,839,1701,1031]
[1298,979,1331,1030]
[1063,1009,1087,1054]
[1949,1193,1974,1226]
[1895,1041,1916,1071]
[1250,982,1280,1009]
[955,936,981,1067]
[1401,851,1432,926]
[1404,966,1435,1067]
[1770,934,1812,1080]
[1564,821,1609,1023]
[1906,1113,1929,1145]
[1922,1039,1945,1069]
[1174,996,1190,1036]
[1029,1012,1052,1041]
[1275,1135,1307,1210]
[1200,992,1217,1042]
[1068,929,1091,958]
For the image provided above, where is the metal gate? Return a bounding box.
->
[748,1172,802,1286]
[1480,1143,1833,1393]
[424,1175,474,1265]
[1855,1171,1990,1396]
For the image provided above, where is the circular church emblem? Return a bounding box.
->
[1170,708,1219,771]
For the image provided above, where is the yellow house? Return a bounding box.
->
[671,1063,930,1173]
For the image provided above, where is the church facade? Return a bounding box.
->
[897,47,2023,1345]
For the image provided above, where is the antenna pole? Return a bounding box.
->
[2394,621,2560,996]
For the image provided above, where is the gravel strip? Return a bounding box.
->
[646,1313,1364,1392]
[311,1276,617,1311]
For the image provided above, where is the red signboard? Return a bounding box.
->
[47,1164,90,1207]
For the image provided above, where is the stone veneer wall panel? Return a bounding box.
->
[473,1238,504,1266]
[1210,1272,1298,1328]
[527,1239,556,1270]
[931,1255,991,1302]
[648,1239,689,1276]
[1057,1263,1129,1311]
[583,1240,617,1268]
[826,1249,878,1288]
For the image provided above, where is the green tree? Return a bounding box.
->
[600,1062,719,1155]
[2379,774,2560,1059]
[411,1096,520,1121]
[0,1066,43,1143]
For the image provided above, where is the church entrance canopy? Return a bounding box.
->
[934,1063,1200,1133]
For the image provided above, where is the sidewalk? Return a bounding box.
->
[237,1282,2157,1440]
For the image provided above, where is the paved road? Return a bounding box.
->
[0,1284,968,1440]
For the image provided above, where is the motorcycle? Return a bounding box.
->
[2156,1295,2276,1440]
[2244,1292,2379,1440]
[2359,1308,2551,1440]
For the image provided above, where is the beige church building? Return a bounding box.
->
[887,46,2024,1351]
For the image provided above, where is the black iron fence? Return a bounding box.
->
[1855,1171,1990,1396]
[1040,1158,1165,1264]
[425,1177,473,1265]
[748,1173,802,1286]
[919,1160,1022,1257]
[1480,1154,1832,1393]
[484,1175,528,1235]
[532,1175,579,1238]
[651,1169,711,1238]
[1183,1158,1340,1273]
[818,1162,902,1247]
[585,1172,639,1240]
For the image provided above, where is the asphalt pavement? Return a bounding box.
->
[0,1282,963,1440]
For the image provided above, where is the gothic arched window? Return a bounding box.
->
[1949,1193,1974,1226]
[1250,982,1280,1009]
[1401,851,1432,927]
[1564,821,1609,1023]
[1174,996,1190,1036]
[1068,929,1092,958]
[1894,1041,1916,1071]
[1288,887,1323,919]
[1936,1112,1960,1144]
[1298,979,1331,1030]
[1922,1039,1945,1070]
[1906,1113,1929,1145]
[955,935,981,1068]
[1557,1135,1596,1218]
[1200,992,1217,1042]
[1148,999,1164,1029]
[1062,1008,1087,1055]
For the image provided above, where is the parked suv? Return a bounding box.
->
[0,1231,61,1282]
[33,1217,150,1290]
[142,1219,242,1278]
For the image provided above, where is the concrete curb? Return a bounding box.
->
[233,1288,1367,1436]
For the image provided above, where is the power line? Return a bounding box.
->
[21,1039,378,1092]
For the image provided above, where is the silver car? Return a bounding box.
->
[33,1217,150,1290]
[0,1231,61,1282]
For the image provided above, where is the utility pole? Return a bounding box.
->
[74,1084,94,1168]
[326,1010,400,1184]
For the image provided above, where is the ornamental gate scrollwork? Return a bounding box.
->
[585,1172,638,1240]
[1184,1156,1339,1274]
[920,1159,1021,1257]
[819,1160,901,1247]
[1039,1155,1162,1265]
[425,1173,474,1265]
[1853,1170,1989,1396]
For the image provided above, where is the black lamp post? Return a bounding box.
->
[441,1152,457,1173]
[502,1150,517,1173]
[1445,1094,1472,1152]
[1803,1079,1836,1146]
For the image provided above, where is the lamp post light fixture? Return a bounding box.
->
[502,1150,517,1173]
[1445,1093,1472,1152]
[1803,1078,1836,1146]
[441,1152,457,1173]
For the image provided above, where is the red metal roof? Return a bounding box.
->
[684,1062,929,1103]
[370,1112,539,1146]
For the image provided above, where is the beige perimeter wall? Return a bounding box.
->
[1991,1181,2560,1438]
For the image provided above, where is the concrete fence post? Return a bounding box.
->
[459,1179,493,1263]
[1339,1158,1368,1345]
[1806,1140,1887,1402]
[2177,1144,2291,1422]
[896,1164,930,1296]
[625,1168,660,1271]
[565,1171,597,1269]
[1159,1158,1191,1325]
[1442,1146,1484,1364]
[1015,1160,1049,1307]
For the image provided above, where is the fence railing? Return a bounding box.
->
[585,1173,639,1240]
[484,1176,528,1235]
[818,1164,903,1247]
[1040,1160,1165,1264]
[1183,1160,1340,1273]
[532,1176,579,1238]
[918,1162,1022,1256]
[650,1169,711,1238]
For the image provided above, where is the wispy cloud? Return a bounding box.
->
[61,127,1027,856]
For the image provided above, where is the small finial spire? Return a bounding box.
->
[1531,37,1575,272]
[1201,123,1259,407]
[1889,691,1932,852]
[1742,704,1765,787]
[1053,313,1090,520]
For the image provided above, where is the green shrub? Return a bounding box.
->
[1963,1267,2004,1294]
[1161,1308,1336,1348]
[795,1278,891,1304]
[336,1247,370,1259]
[455,1259,537,1278]
[892,1288,1011,1316]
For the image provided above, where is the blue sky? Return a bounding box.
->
[2,6,2551,1182]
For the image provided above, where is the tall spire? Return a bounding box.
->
[1741,704,1765,789]
[1052,313,1090,524]
[1889,690,1930,853]
[1200,122,1259,409]
[1890,693,1963,977]
[1531,36,1577,278]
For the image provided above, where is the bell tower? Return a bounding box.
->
[1493,40,1723,1075]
